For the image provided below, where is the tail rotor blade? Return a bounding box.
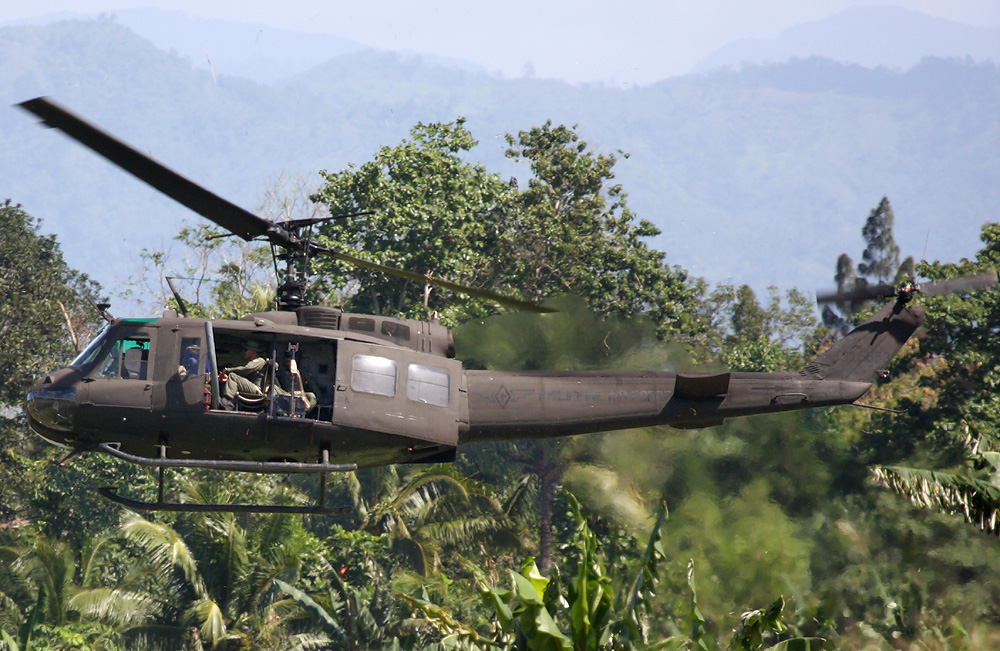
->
[816,283,896,304]
[918,270,998,297]
[817,270,998,304]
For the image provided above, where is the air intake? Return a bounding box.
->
[296,306,342,330]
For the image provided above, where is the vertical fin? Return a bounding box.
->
[800,301,924,383]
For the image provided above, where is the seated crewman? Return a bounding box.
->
[275,351,318,413]
[218,340,269,410]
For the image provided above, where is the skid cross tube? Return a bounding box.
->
[96,443,355,514]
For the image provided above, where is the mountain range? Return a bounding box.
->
[1,12,997,313]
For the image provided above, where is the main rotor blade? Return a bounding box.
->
[17,96,283,244]
[19,97,555,313]
[315,245,556,313]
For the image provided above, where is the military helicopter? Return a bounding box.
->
[19,97,998,515]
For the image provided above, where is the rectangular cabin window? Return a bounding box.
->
[406,364,450,407]
[97,337,150,380]
[351,355,397,397]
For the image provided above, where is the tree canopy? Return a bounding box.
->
[311,120,701,337]
[5,118,1000,649]
[0,200,102,408]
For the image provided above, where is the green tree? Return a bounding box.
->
[311,120,702,334]
[696,284,819,371]
[0,201,102,408]
[858,197,906,283]
[311,118,514,322]
[822,197,914,334]
[498,122,701,339]
[0,201,110,532]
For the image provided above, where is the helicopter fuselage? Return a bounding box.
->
[26,302,920,474]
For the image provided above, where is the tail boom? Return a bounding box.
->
[461,371,872,443]
[462,300,922,443]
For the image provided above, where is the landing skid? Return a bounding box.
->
[92,442,356,515]
[97,487,352,515]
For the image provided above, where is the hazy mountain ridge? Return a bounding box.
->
[694,5,1000,73]
[1,19,997,310]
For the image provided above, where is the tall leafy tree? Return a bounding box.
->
[858,197,906,283]
[311,118,514,322]
[822,197,914,334]
[0,200,102,408]
[0,201,106,529]
[310,119,702,333]
[498,122,701,338]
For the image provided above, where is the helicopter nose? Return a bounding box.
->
[26,384,77,436]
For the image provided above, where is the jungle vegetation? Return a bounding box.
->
[3,120,1000,651]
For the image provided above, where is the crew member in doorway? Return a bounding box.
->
[219,340,269,410]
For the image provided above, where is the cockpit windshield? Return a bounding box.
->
[70,325,113,372]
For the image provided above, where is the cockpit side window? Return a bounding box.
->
[96,336,151,380]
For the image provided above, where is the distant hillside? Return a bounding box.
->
[1,19,998,312]
[111,8,370,84]
[694,5,1000,72]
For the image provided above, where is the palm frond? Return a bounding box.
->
[121,515,208,598]
[276,579,350,645]
[285,632,336,651]
[68,587,163,626]
[78,531,115,588]
[873,465,1000,534]
[418,515,513,548]
[184,597,231,647]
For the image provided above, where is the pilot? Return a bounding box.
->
[218,340,269,410]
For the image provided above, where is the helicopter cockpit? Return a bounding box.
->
[69,321,154,378]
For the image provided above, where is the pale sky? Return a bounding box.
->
[4,0,1000,85]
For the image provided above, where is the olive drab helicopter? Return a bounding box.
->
[18,97,999,515]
